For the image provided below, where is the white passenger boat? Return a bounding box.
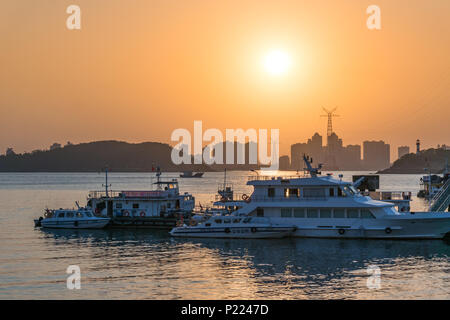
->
[169,216,296,239]
[34,208,110,229]
[228,156,450,239]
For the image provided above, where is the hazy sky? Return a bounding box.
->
[1,0,449,159]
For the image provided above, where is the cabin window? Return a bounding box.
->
[76,212,84,217]
[306,208,319,218]
[293,208,305,218]
[303,188,325,198]
[214,219,222,224]
[133,203,139,209]
[281,208,292,217]
[320,208,332,218]
[243,217,252,223]
[85,212,93,217]
[347,208,359,218]
[257,208,264,217]
[66,212,74,218]
[268,188,275,197]
[116,203,122,209]
[337,188,344,197]
[329,188,335,197]
[58,212,65,218]
[361,209,375,219]
[224,219,231,223]
[289,188,299,197]
[232,218,241,223]
[205,223,211,227]
[333,208,346,218]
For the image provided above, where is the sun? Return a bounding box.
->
[263,50,292,76]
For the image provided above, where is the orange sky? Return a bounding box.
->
[1,0,449,160]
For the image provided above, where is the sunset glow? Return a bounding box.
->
[0,0,449,156]
[263,50,292,76]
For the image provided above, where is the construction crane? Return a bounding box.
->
[321,107,339,137]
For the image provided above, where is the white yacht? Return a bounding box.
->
[230,156,450,239]
[34,208,110,229]
[170,216,296,239]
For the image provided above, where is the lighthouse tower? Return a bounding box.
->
[416,139,421,154]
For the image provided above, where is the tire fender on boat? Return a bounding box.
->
[140,211,146,217]
[338,228,345,235]
[224,228,231,233]
[385,227,392,234]
[251,227,257,233]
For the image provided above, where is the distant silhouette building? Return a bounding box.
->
[363,141,390,170]
[291,133,362,170]
[279,155,290,170]
[397,146,410,160]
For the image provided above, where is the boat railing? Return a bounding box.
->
[249,195,328,201]
[214,193,247,202]
[429,179,450,211]
[88,190,170,199]
[247,174,309,182]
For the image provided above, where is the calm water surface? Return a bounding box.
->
[0,171,449,299]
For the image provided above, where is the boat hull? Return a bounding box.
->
[269,213,450,239]
[40,218,110,229]
[170,226,295,239]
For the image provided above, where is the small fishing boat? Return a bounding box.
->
[169,216,296,239]
[180,171,204,178]
[34,208,110,229]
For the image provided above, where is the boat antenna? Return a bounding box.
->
[223,168,227,190]
[102,166,111,197]
[156,166,162,190]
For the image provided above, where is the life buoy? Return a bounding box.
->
[242,194,251,203]
[385,227,392,234]
[251,227,257,233]
[140,211,146,217]
[338,228,345,235]
[224,228,231,233]
[123,210,130,217]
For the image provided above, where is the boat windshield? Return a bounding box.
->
[341,186,357,196]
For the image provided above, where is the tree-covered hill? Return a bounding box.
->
[0,141,211,172]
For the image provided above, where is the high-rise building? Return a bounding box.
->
[279,155,290,170]
[397,146,410,160]
[363,141,390,170]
